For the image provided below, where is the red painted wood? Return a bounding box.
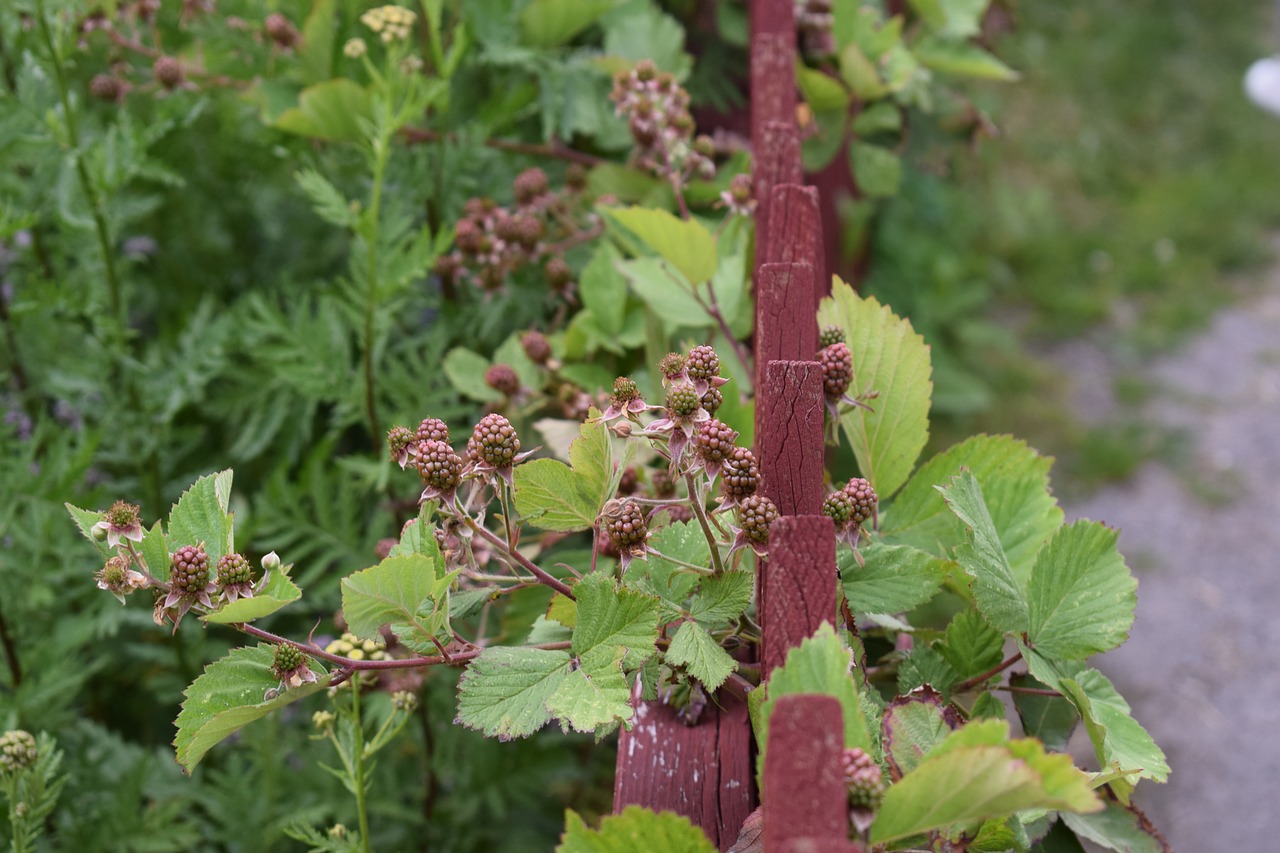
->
[614,685,754,851]
[761,515,839,679]
[763,694,858,852]
[753,121,803,270]
[758,360,824,517]
[753,262,817,409]
[766,183,826,291]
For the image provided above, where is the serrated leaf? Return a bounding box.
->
[295,169,355,228]
[939,471,1029,634]
[547,648,632,732]
[572,573,661,671]
[443,347,502,402]
[138,521,168,582]
[687,571,752,626]
[1026,521,1136,660]
[817,280,932,500]
[514,416,613,532]
[851,101,902,136]
[797,64,851,112]
[455,646,573,739]
[850,141,902,198]
[623,522,702,619]
[66,503,115,557]
[1061,798,1170,853]
[547,593,578,628]
[168,470,235,568]
[898,643,959,697]
[913,36,1019,81]
[605,206,717,284]
[616,256,711,330]
[841,541,947,614]
[519,0,613,47]
[969,691,1007,721]
[1010,672,1078,752]
[870,720,1101,844]
[204,564,302,624]
[558,806,716,853]
[941,610,1005,682]
[580,243,628,335]
[839,42,887,99]
[755,623,875,784]
[275,79,373,142]
[340,554,451,652]
[450,586,497,620]
[174,645,330,772]
[883,434,1063,576]
[882,687,958,779]
[665,622,736,691]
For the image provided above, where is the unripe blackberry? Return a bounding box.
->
[658,352,687,380]
[433,252,462,284]
[819,342,854,399]
[387,425,414,463]
[605,500,648,551]
[651,469,677,499]
[153,55,184,89]
[842,478,878,526]
[663,504,694,524]
[170,544,210,594]
[686,345,720,381]
[0,730,37,773]
[617,466,639,496]
[720,447,759,500]
[90,73,123,102]
[666,382,701,419]
[819,324,845,349]
[454,219,484,255]
[469,414,520,468]
[521,330,551,364]
[410,439,463,491]
[693,135,715,158]
[842,747,885,811]
[511,213,544,250]
[485,363,521,396]
[739,495,779,545]
[545,256,572,290]
[216,553,253,587]
[265,12,299,48]
[700,386,723,415]
[271,643,305,680]
[695,419,739,466]
[513,167,550,205]
[416,417,450,443]
[822,490,855,526]
[612,377,641,406]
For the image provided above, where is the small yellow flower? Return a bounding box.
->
[343,37,367,59]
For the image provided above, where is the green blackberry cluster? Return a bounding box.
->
[271,643,306,681]
[739,495,779,545]
[841,747,885,811]
[818,324,845,349]
[216,553,253,587]
[666,383,701,418]
[819,342,853,400]
[720,447,760,500]
[170,544,210,594]
[387,425,414,462]
[613,377,641,405]
[468,414,520,468]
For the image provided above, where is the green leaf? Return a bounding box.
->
[1010,672,1079,752]
[1061,798,1170,853]
[296,0,336,83]
[665,622,736,691]
[898,643,959,697]
[514,416,613,532]
[928,0,989,38]
[520,0,614,47]
[939,471,1029,634]
[547,648,633,732]
[275,79,373,142]
[881,688,957,779]
[558,806,716,853]
[797,64,852,112]
[204,563,302,624]
[340,554,452,653]
[839,42,887,99]
[941,610,1005,682]
[65,503,111,557]
[174,645,330,772]
[599,2,693,80]
[1026,521,1136,660]
[572,573,661,671]
[883,434,1063,576]
[870,720,1101,844]
[168,470,235,569]
[687,571,753,626]
[851,101,902,137]
[455,646,573,740]
[755,623,875,783]
[850,141,902,198]
[138,521,168,581]
[443,347,502,402]
[581,243,628,335]
[624,522,703,618]
[841,541,947,614]
[913,36,1019,81]
[617,257,710,330]
[816,280,932,500]
[295,169,355,228]
[969,691,1007,721]
[605,206,717,284]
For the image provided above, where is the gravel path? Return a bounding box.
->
[1051,239,1280,849]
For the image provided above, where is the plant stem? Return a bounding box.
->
[361,106,394,450]
[952,651,1022,693]
[351,688,373,853]
[0,604,20,687]
[400,126,605,166]
[463,517,576,598]
[646,547,715,575]
[684,474,724,574]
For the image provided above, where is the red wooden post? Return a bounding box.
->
[763,694,859,852]
[758,360,824,517]
[766,183,827,291]
[754,121,803,268]
[762,516,838,678]
[613,683,754,851]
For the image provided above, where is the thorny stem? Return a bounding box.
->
[400,126,605,167]
[463,516,576,599]
[684,474,724,575]
[952,651,1023,693]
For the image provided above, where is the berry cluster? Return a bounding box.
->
[484,363,521,397]
[467,413,521,470]
[818,324,845,350]
[738,495,780,551]
[215,552,256,603]
[823,477,878,548]
[169,544,211,595]
[819,342,854,401]
[410,439,464,498]
[720,447,761,505]
[610,60,716,184]
[270,643,318,689]
[720,173,755,217]
[842,747,886,812]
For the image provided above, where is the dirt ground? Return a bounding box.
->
[1048,237,1280,849]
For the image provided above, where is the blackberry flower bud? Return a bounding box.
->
[391,690,418,712]
[261,551,281,571]
[0,730,37,773]
[485,363,521,397]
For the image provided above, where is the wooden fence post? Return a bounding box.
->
[764,694,859,852]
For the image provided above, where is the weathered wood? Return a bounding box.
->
[766,183,826,291]
[749,1,797,145]
[762,515,839,679]
[614,685,754,851]
[758,360,825,517]
[753,122,803,270]
[763,694,858,853]
[753,262,817,406]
